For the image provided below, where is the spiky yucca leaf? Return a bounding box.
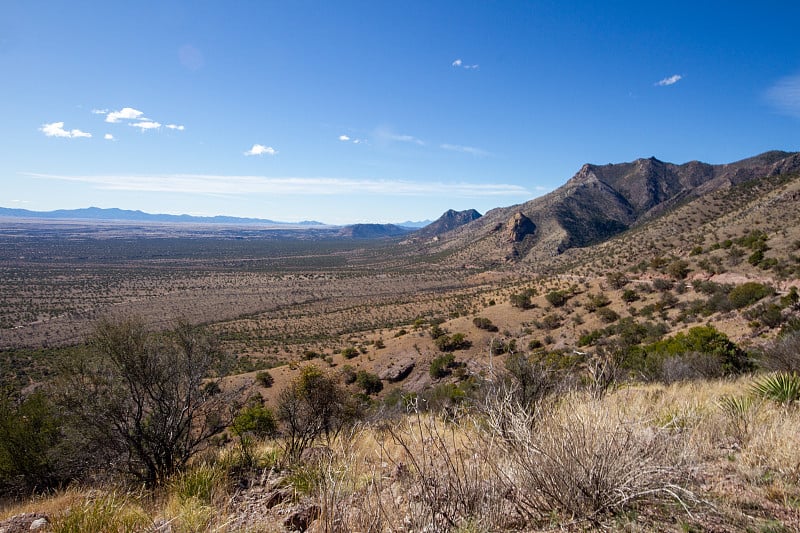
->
[751,372,800,405]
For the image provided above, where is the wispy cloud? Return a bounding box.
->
[244,144,278,156]
[655,74,683,87]
[131,121,161,131]
[25,173,531,198]
[166,124,185,131]
[104,133,114,141]
[338,134,351,141]
[765,74,800,118]
[440,143,490,157]
[452,58,479,70]
[40,122,92,138]
[105,107,144,123]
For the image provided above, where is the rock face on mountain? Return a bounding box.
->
[414,209,482,240]
[505,212,536,243]
[422,150,800,262]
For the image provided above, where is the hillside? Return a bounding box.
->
[417,151,800,265]
[412,208,482,240]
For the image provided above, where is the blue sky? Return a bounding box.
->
[2,1,799,224]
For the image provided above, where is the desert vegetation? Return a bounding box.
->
[2,167,800,531]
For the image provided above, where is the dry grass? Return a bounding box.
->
[4,376,800,531]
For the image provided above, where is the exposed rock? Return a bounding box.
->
[379,358,415,382]
[28,518,47,531]
[505,212,536,243]
[0,514,48,533]
[284,504,321,531]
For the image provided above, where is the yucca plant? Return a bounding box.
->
[717,395,755,444]
[751,372,800,406]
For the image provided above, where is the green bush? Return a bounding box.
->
[355,371,383,395]
[430,353,456,378]
[434,333,471,352]
[255,370,274,388]
[634,325,753,380]
[472,317,499,332]
[545,290,569,308]
[341,347,359,359]
[728,282,774,309]
[597,307,620,324]
[0,391,64,493]
[232,404,278,439]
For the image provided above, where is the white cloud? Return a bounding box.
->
[338,134,351,141]
[383,132,425,145]
[91,109,108,115]
[244,144,278,156]
[104,133,114,140]
[131,121,161,131]
[26,173,531,198]
[440,143,490,157]
[765,74,800,118]
[166,124,185,130]
[452,58,478,70]
[106,107,144,123]
[655,74,683,86]
[40,121,92,138]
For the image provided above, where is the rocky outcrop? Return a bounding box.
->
[506,212,536,243]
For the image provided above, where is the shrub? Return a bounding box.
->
[728,281,773,309]
[434,333,471,352]
[0,391,65,493]
[355,371,383,395]
[539,314,562,330]
[510,292,533,309]
[760,331,800,372]
[58,318,239,486]
[545,290,569,308]
[596,307,619,324]
[472,317,499,332]
[341,347,359,359]
[652,278,674,292]
[255,370,274,388]
[745,303,784,328]
[667,260,690,280]
[429,353,456,379]
[635,325,753,380]
[606,271,629,289]
[585,293,611,311]
[232,404,278,439]
[484,395,692,521]
[621,289,639,303]
[276,365,358,460]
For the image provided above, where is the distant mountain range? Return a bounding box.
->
[0,206,326,226]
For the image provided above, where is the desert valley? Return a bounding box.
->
[2,151,800,531]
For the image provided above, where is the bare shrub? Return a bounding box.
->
[484,392,695,524]
[57,317,241,486]
[760,331,800,372]
[373,403,516,532]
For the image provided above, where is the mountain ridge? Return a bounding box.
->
[419,150,800,263]
[0,206,326,226]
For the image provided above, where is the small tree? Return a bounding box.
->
[276,365,357,460]
[59,317,240,486]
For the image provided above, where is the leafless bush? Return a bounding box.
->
[372,401,516,532]
[484,391,696,525]
[760,330,800,372]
